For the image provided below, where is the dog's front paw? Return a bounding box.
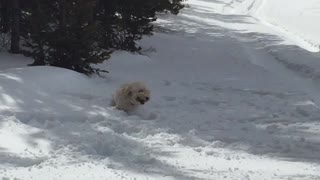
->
[110,99,116,106]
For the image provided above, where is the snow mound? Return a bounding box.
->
[1,1,320,179]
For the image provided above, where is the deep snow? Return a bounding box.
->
[256,0,320,52]
[226,0,320,52]
[1,0,320,180]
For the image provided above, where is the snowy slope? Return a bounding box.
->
[225,0,320,52]
[1,0,320,180]
[257,0,320,52]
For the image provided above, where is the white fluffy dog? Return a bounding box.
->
[111,82,151,112]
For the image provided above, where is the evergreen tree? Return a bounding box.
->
[0,0,10,33]
[1,0,185,75]
[21,0,53,65]
[0,0,22,53]
[44,0,111,75]
[10,0,20,53]
[99,0,185,53]
[23,0,111,75]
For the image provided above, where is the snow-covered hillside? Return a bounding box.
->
[225,0,320,52]
[1,0,320,180]
[257,0,320,52]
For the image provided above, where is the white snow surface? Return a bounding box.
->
[224,0,320,52]
[1,0,320,179]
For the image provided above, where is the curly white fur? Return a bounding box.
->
[111,82,151,112]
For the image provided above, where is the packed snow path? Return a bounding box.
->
[1,0,320,179]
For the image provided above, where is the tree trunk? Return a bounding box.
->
[59,0,66,29]
[29,0,45,66]
[0,0,10,33]
[10,0,20,53]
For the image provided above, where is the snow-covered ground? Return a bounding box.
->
[224,0,320,52]
[1,0,320,179]
[256,0,320,52]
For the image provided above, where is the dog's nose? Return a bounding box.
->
[146,97,149,101]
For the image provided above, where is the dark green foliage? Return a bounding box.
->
[0,0,185,75]
[0,0,10,33]
[98,0,185,53]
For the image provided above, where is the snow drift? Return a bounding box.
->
[1,0,320,179]
[229,0,320,52]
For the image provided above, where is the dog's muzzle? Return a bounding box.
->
[136,97,145,104]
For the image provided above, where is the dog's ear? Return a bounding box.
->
[123,86,133,97]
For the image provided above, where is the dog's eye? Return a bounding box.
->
[138,89,144,92]
[146,97,149,101]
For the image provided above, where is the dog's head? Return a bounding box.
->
[124,82,151,105]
